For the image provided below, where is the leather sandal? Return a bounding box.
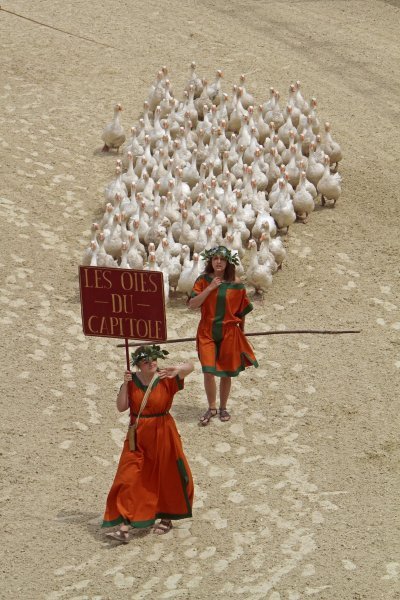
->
[153,520,173,535]
[199,408,218,426]
[106,528,130,543]
[218,408,231,422]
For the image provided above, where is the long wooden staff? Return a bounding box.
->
[117,328,361,348]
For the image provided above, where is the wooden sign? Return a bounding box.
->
[79,266,167,341]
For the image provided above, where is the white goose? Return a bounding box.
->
[122,152,138,197]
[99,204,114,231]
[127,234,144,270]
[177,253,201,296]
[270,187,296,233]
[123,126,143,163]
[104,166,127,203]
[206,70,223,104]
[166,225,182,257]
[247,239,273,295]
[258,232,278,273]
[194,213,208,253]
[322,122,342,171]
[293,171,315,222]
[82,240,98,267]
[284,145,300,188]
[268,231,286,270]
[239,74,255,109]
[97,232,117,267]
[252,210,273,241]
[129,217,146,259]
[160,238,182,292]
[306,142,325,187]
[178,209,198,251]
[119,241,131,269]
[185,61,203,98]
[317,155,342,206]
[104,214,123,258]
[101,104,125,152]
[286,83,301,127]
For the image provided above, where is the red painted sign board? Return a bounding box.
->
[79,266,167,341]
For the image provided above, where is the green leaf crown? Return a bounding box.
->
[200,245,240,266]
[131,344,169,367]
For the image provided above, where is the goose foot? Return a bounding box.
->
[252,292,264,301]
[102,144,110,152]
[321,195,326,207]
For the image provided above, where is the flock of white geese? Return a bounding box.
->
[83,63,343,299]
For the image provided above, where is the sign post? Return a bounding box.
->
[79,266,167,369]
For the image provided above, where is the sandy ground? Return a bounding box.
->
[1,1,400,598]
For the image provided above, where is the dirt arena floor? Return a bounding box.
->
[1,1,399,598]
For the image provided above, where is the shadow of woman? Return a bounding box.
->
[55,510,151,546]
[171,402,202,424]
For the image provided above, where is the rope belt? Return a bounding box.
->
[131,410,170,419]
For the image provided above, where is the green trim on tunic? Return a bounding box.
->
[177,458,192,515]
[212,283,227,349]
[132,373,160,391]
[191,274,246,297]
[237,302,254,318]
[202,353,259,377]
[102,510,192,529]
[132,374,182,392]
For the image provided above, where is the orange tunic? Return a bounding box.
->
[190,274,258,377]
[102,374,193,529]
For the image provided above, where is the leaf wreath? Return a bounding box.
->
[200,245,240,266]
[131,344,169,366]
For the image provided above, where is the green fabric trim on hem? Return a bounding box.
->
[176,458,192,515]
[237,302,254,318]
[156,512,192,520]
[202,353,259,378]
[102,510,192,529]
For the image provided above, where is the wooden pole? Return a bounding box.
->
[116,329,361,348]
[0,7,120,50]
[124,338,130,369]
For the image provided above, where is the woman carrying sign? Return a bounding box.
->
[188,246,258,425]
[102,345,194,541]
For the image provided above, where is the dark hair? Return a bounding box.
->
[204,257,236,282]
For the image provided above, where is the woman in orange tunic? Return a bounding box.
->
[102,345,194,541]
[188,246,258,425]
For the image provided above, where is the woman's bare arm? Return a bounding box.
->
[158,362,194,380]
[116,370,131,412]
